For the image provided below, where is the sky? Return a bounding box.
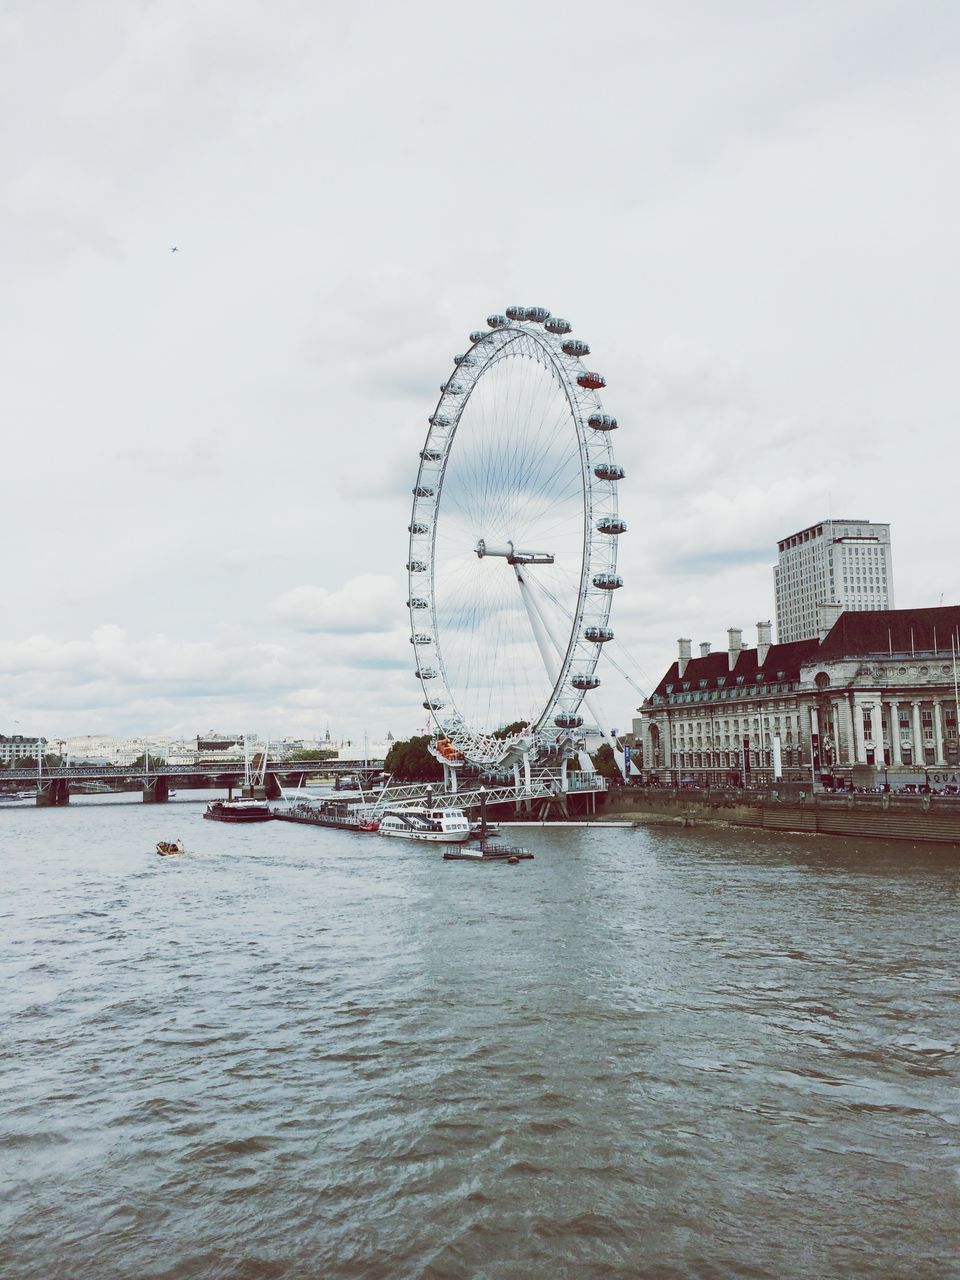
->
[2,0,959,742]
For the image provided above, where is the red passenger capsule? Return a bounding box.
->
[577,372,606,390]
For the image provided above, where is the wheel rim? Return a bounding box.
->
[408,313,623,765]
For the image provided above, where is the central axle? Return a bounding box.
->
[475,539,554,566]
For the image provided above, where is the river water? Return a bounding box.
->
[1,794,958,1279]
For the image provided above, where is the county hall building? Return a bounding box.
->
[638,605,960,788]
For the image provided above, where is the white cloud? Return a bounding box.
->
[271,575,401,634]
[3,0,959,738]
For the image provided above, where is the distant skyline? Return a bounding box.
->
[3,0,959,737]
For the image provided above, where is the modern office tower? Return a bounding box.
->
[774,518,894,642]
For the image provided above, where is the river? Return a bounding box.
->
[1,794,958,1279]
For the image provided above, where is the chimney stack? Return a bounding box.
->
[816,601,843,641]
[677,638,692,677]
[699,642,712,658]
[756,620,772,666]
[727,627,742,671]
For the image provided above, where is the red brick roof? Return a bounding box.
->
[818,605,960,660]
[649,638,820,699]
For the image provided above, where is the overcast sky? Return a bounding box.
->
[3,0,959,742]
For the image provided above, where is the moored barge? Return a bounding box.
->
[273,799,379,832]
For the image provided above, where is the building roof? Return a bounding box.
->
[648,637,820,701]
[818,605,960,660]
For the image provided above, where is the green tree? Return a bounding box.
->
[493,720,530,739]
[383,735,443,782]
[590,743,622,785]
[290,748,339,762]
[129,754,167,771]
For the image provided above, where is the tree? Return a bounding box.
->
[129,754,167,771]
[493,720,530,739]
[290,748,339,762]
[383,735,443,782]
[590,743,622,785]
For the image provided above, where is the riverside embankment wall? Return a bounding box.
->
[602,789,960,846]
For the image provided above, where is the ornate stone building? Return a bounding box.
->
[640,606,960,787]
[805,606,960,775]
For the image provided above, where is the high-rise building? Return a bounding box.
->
[774,518,894,643]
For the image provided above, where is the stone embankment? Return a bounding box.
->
[601,787,960,846]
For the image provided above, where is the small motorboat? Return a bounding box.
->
[156,839,186,856]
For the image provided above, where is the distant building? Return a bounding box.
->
[197,733,243,753]
[0,734,47,765]
[639,605,960,786]
[774,518,893,643]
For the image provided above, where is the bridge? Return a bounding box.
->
[0,759,386,807]
[352,768,608,821]
[1,757,608,817]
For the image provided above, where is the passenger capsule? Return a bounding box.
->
[545,317,572,335]
[408,521,429,535]
[587,413,618,431]
[407,597,429,609]
[486,314,508,328]
[440,381,464,395]
[596,516,627,535]
[414,667,437,680]
[594,463,625,482]
[420,448,442,462]
[554,713,584,729]
[413,484,435,498]
[593,573,623,590]
[562,339,590,357]
[423,700,445,711]
[572,675,601,691]
[469,331,486,343]
[428,413,451,427]
[406,560,427,573]
[577,371,606,390]
[410,632,432,645]
[525,306,550,324]
[505,305,527,321]
[585,625,614,643]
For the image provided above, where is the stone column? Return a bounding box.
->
[805,704,818,776]
[933,700,946,765]
[888,699,901,765]
[912,701,924,765]
[870,700,885,759]
[853,698,867,763]
[838,696,855,764]
[661,717,672,769]
[831,702,841,765]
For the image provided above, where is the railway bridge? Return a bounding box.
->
[0,760,385,807]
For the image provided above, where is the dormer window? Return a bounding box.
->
[699,679,707,689]
[682,681,690,691]
[735,675,745,685]
[665,684,673,694]
[776,670,786,680]
[717,677,725,688]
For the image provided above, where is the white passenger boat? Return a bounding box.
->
[378,805,472,843]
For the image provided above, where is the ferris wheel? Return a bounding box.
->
[407,306,626,767]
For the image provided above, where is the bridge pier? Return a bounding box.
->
[36,779,70,807]
[143,778,170,804]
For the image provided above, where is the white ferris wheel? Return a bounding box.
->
[407,305,625,769]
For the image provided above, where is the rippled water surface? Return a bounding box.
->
[1,796,959,1279]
